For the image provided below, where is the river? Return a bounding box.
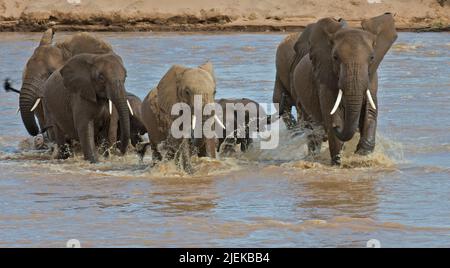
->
[0,32,449,247]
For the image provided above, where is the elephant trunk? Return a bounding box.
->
[19,83,40,136]
[332,64,366,142]
[111,83,130,154]
[333,93,363,142]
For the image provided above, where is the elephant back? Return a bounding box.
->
[56,32,113,60]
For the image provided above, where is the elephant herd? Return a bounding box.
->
[4,13,397,171]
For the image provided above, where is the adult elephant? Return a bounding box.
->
[291,13,397,165]
[108,92,147,149]
[43,53,130,163]
[140,62,221,173]
[273,19,346,129]
[18,29,113,136]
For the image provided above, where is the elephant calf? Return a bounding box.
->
[140,62,220,173]
[43,53,131,163]
[216,98,271,153]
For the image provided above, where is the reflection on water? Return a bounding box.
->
[0,32,449,247]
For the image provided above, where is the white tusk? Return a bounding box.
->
[192,115,197,130]
[214,114,226,129]
[16,107,20,115]
[126,100,134,116]
[330,89,343,115]
[366,89,377,110]
[30,98,41,112]
[109,100,113,115]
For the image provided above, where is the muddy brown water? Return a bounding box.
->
[0,32,449,247]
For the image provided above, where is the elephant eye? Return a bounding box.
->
[333,54,339,61]
[184,89,191,96]
[369,54,375,62]
[98,73,106,83]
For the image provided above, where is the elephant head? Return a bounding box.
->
[19,30,113,136]
[157,62,218,157]
[308,13,397,142]
[60,53,131,154]
[19,29,64,136]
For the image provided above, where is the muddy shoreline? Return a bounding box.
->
[1,19,449,33]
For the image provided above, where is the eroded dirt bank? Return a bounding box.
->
[1,0,449,32]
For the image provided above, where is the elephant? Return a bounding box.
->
[140,62,220,173]
[288,13,397,165]
[108,92,147,149]
[215,98,272,153]
[272,32,300,129]
[42,53,131,163]
[16,29,113,137]
[273,19,347,130]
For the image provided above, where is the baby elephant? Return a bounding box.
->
[216,98,272,153]
[43,53,130,163]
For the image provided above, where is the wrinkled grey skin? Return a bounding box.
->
[109,92,147,149]
[140,62,217,173]
[43,53,130,163]
[216,98,270,153]
[18,29,113,137]
[289,13,397,165]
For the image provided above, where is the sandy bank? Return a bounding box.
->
[1,0,449,32]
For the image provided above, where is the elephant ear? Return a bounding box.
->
[199,61,216,84]
[157,64,187,113]
[39,28,54,46]
[308,18,345,84]
[361,13,398,76]
[61,54,97,103]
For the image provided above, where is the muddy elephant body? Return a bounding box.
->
[216,98,269,153]
[18,29,113,137]
[288,13,397,165]
[140,62,219,172]
[43,53,130,163]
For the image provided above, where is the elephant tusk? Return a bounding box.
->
[109,100,113,115]
[126,100,134,116]
[366,89,377,110]
[30,98,41,112]
[330,89,343,115]
[214,114,225,129]
[16,107,20,115]
[192,115,197,130]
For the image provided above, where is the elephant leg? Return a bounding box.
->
[77,120,97,163]
[356,90,378,155]
[54,126,71,160]
[328,132,344,166]
[175,139,193,174]
[273,74,296,130]
[305,121,323,156]
[197,138,216,158]
[280,92,297,130]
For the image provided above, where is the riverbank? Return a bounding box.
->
[1,0,449,32]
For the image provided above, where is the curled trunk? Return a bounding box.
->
[19,84,40,136]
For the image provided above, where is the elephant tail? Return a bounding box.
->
[3,78,20,94]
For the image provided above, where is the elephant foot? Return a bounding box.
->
[136,142,150,160]
[174,140,193,174]
[57,144,72,160]
[331,154,342,166]
[355,139,375,156]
